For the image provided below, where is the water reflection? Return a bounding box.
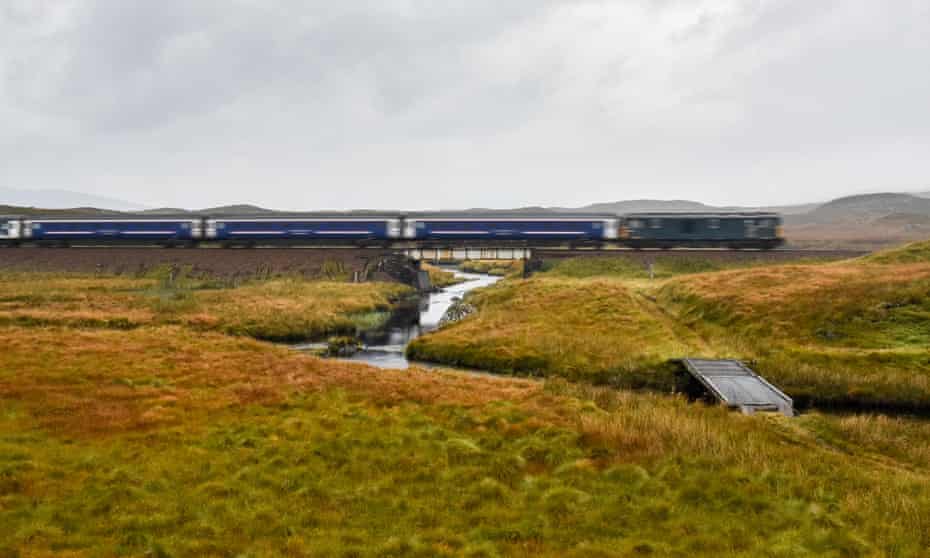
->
[295,269,501,369]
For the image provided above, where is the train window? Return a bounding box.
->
[709,219,720,229]
[649,218,662,229]
[628,219,643,229]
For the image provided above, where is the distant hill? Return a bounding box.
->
[791,193,930,224]
[574,199,715,213]
[200,204,282,215]
[0,188,145,211]
[0,205,124,217]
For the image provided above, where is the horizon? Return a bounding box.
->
[3,2,929,210]
[3,184,930,213]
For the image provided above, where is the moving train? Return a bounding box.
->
[0,211,784,249]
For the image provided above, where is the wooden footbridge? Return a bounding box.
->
[682,359,794,416]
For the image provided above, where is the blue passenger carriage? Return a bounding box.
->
[621,212,784,249]
[21,215,203,245]
[403,213,619,245]
[205,214,402,245]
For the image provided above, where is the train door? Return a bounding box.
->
[744,219,758,238]
[680,219,696,237]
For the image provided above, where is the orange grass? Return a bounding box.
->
[0,272,410,341]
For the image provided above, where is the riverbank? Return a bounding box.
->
[408,240,930,413]
[303,268,501,369]
[0,270,411,342]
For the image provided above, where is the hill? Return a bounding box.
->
[791,193,930,224]
[0,188,145,211]
[574,199,715,213]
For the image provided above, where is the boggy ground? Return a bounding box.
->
[2,266,930,556]
[2,325,930,556]
[408,244,930,412]
[0,270,410,342]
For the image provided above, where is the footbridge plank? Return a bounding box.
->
[682,359,794,416]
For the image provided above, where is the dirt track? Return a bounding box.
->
[0,247,400,280]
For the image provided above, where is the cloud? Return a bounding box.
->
[1,0,928,209]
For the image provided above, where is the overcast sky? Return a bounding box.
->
[2,1,928,210]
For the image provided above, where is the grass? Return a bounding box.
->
[2,325,930,556]
[460,260,525,277]
[407,276,698,387]
[4,256,930,555]
[0,271,411,342]
[410,242,930,412]
[863,239,930,264]
[657,261,930,410]
[540,256,724,279]
[422,263,466,288]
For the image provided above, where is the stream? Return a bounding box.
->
[292,269,501,369]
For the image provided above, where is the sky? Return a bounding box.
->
[1,0,928,211]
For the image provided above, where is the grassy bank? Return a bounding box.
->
[422,263,466,288]
[657,260,930,410]
[407,276,702,387]
[409,245,930,412]
[2,324,929,555]
[0,271,411,341]
[460,260,524,277]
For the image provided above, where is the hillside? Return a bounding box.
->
[784,193,930,250]
[0,188,144,211]
[790,193,930,224]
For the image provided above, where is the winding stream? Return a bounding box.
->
[293,269,500,369]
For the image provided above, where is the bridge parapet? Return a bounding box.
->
[405,247,532,262]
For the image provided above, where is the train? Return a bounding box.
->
[0,211,784,249]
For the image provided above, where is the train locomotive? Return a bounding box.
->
[0,211,784,249]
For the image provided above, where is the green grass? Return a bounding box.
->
[863,239,930,264]
[2,325,930,556]
[657,259,930,411]
[410,241,930,412]
[407,276,705,387]
[460,260,525,277]
[423,263,466,288]
[4,260,930,555]
[541,256,723,279]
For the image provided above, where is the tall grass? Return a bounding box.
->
[410,242,930,412]
[658,259,930,410]
[0,271,411,342]
[2,325,930,556]
[407,276,708,386]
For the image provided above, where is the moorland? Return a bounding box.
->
[2,245,930,556]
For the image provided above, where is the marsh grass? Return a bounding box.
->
[0,271,410,342]
[407,276,709,386]
[459,260,524,277]
[422,263,466,288]
[411,242,930,412]
[4,257,930,555]
[658,259,930,410]
[1,327,929,556]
